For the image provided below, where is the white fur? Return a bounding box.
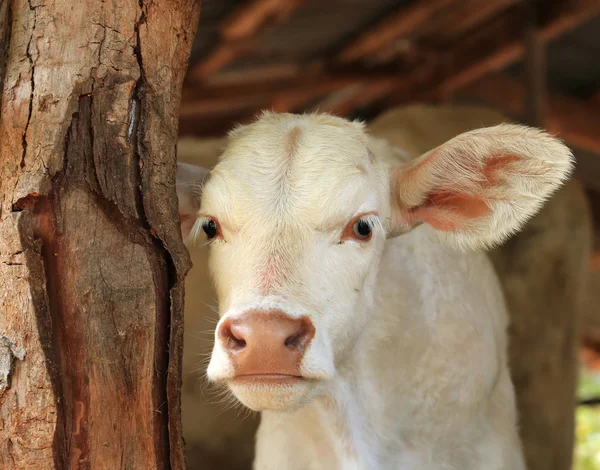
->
[176,111,573,470]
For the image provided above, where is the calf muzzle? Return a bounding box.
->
[218,310,315,379]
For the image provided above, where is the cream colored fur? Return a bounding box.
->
[177,111,573,470]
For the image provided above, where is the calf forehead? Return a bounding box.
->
[205,113,375,221]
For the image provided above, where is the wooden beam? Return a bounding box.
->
[522,0,547,127]
[313,66,434,117]
[460,74,600,155]
[188,0,305,81]
[180,71,411,117]
[189,43,251,80]
[420,0,519,43]
[203,63,301,86]
[179,110,259,138]
[314,82,395,117]
[434,0,600,97]
[335,0,452,65]
[221,0,303,41]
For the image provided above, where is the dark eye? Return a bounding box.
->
[202,219,218,239]
[352,219,372,240]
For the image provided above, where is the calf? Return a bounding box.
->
[177,112,572,469]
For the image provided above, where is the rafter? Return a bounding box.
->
[187,0,305,81]
[179,73,406,117]
[313,82,395,117]
[460,74,600,156]
[335,0,452,65]
[419,0,519,43]
[313,66,434,118]
[432,0,600,97]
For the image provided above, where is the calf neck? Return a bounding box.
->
[177,112,573,469]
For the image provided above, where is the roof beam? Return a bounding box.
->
[420,0,519,43]
[187,0,305,82]
[313,66,433,117]
[432,0,600,97]
[179,73,406,117]
[313,82,395,117]
[459,74,600,156]
[522,0,547,127]
[335,0,452,65]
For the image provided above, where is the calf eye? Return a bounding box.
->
[353,220,372,240]
[202,219,218,239]
[340,213,377,243]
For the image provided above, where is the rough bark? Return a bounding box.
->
[0,1,200,469]
[0,0,10,113]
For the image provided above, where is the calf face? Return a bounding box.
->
[177,112,572,412]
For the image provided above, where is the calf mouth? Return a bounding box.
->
[227,374,320,411]
[230,374,304,385]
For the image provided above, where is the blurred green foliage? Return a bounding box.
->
[575,368,600,470]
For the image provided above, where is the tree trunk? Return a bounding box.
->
[0,1,200,469]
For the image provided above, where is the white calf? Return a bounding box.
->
[177,111,572,470]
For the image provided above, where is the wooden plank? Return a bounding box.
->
[221,0,303,41]
[434,0,600,97]
[315,82,395,117]
[522,0,547,127]
[335,0,452,65]
[190,43,251,80]
[461,74,600,155]
[420,0,519,42]
[204,63,301,86]
[188,0,305,81]
[180,72,409,117]
[313,67,434,117]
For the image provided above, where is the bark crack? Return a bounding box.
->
[131,1,148,226]
[20,0,38,170]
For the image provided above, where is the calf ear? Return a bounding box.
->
[176,162,210,244]
[388,124,574,250]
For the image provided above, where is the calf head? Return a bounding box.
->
[177,112,572,412]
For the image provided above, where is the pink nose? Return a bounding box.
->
[218,311,315,377]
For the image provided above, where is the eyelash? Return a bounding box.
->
[340,214,378,243]
[192,216,223,244]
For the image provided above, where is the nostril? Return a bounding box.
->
[220,322,247,351]
[284,320,314,350]
[284,331,303,348]
[230,336,246,349]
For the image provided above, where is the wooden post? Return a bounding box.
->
[0,1,200,468]
[491,10,590,468]
[522,0,546,127]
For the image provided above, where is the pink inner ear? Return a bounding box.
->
[411,192,490,232]
[405,153,520,232]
